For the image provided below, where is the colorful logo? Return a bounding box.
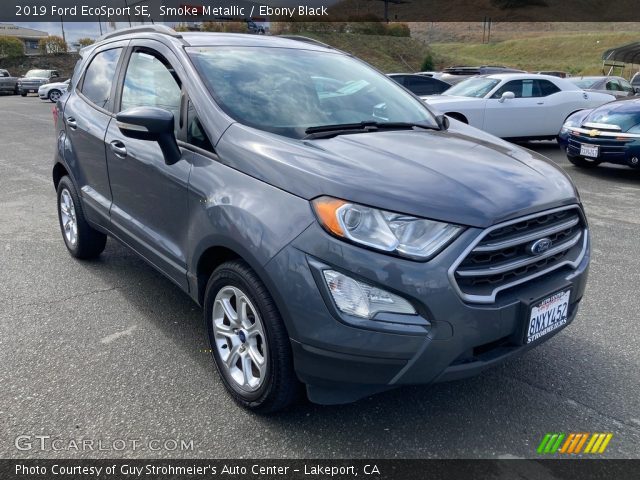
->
[537,433,613,455]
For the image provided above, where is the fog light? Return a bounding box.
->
[323,270,416,319]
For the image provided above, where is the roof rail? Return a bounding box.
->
[278,35,333,49]
[98,25,182,42]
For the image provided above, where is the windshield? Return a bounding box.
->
[186,46,437,138]
[569,78,599,89]
[443,77,500,98]
[25,70,49,78]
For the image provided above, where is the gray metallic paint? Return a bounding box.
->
[52,31,590,404]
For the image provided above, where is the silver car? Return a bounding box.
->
[38,79,70,103]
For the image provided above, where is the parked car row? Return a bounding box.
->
[0,68,68,102]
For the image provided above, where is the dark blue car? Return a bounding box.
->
[558,98,640,169]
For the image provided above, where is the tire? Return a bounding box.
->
[48,89,61,103]
[20,91,27,97]
[567,155,601,169]
[56,176,107,259]
[204,260,301,413]
[14,85,19,95]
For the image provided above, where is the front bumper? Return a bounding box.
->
[559,130,640,167]
[265,220,590,404]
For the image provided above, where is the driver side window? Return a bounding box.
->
[120,49,182,132]
[492,80,536,99]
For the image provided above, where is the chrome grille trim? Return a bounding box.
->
[457,230,582,277]
[473,217,580,252]
[448,205,588,304]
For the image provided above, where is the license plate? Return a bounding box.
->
[580,144,599,158]
[526,290,571,344]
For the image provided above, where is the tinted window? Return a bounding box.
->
[492,79,539,98]
[405,76,448,95]
[606,80,622,91]
[121,50,182,130]
[537,80,561,96]
[81,48,122,109]
[187,47,437,139]
[619,79,634,93]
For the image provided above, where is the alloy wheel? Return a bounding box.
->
[211,286,267,392]
[59,188,78,246]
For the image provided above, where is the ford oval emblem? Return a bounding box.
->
[529,238,552,256]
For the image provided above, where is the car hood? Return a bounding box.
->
[40,81,68,90]
[216,122,578,228]
[579,98,640,132]
[421,95,482,105]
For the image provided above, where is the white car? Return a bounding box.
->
[38,79,69,103]
[422,74,615,139]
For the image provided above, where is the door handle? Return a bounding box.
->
[65,116,77,129]
[109,140,127,158]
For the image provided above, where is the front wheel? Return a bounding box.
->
[204,260,301,413]
[568,155,601,169]
[56,176,107,259]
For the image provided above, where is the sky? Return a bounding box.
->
[15,22,151,45]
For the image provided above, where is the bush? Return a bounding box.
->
[0,36,24,58]
[77,38,95,48]
[385,23,410,37]
[421,53,435,71]
[39,36,68,55]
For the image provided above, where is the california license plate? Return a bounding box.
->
[580,144,599,158]
[526,290,571,344]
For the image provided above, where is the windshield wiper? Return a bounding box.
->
[303,121,440,139]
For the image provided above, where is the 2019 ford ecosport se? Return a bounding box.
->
[52,26,590,412]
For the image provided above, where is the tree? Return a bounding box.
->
[421,53,435,72]
[0,36,24,58]
[77,38,95,48]
[38,35,68,55]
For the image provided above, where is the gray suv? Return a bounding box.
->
[52,26,590,412]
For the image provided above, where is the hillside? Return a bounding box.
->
[430,32,640,75]
[301,32,431,72]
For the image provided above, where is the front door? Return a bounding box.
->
[105,42,191,289]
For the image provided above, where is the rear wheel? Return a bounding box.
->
[48,89,62,103]
[204,260,301,413]
[56,176,107,259]
[20,91,27,97]
[568,155,601,169]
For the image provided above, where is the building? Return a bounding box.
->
[0,23,49,55]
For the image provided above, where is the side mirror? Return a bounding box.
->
[498,91,515,103]
[116,107,181,165]
[435,114,450,130]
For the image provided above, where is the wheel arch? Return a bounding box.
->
[445,112,468,124]
[52,162,70,191]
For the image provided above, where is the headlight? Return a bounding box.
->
[312,196,463,260]
[323,270,416,318]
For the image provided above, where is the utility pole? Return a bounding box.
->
[60,16,66,43]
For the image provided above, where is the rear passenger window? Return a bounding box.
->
[536,80,560,96]
[81,48,122,109]
[121,50,181,130]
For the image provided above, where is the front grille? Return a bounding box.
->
[451,206,587,303]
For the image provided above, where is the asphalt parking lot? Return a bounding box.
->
[0,95,639,460]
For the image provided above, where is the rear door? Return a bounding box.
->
[63,42,127,228]
[105,40,191,289]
